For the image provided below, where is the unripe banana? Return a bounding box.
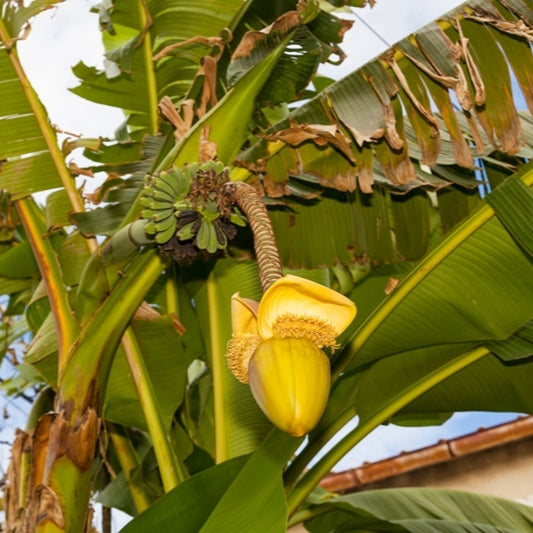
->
[149,188,176,203]
[177,221,196,241]
[154,220,178,244]
[154,174,180,199]
[195,220,212,251]
[153,214,177,234]
[141,208,174,222]
[140,161,235,250]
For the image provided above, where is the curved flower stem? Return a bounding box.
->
[223,181,282,291]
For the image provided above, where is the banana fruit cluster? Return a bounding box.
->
[140,161,246,256]
[140,166,189,244]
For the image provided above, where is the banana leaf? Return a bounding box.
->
[285,164,533,506]
[121,430,298,533]
[305,488,533,532]
[265,0,533,192]
[0,1,77,198]
[185,258,272,460]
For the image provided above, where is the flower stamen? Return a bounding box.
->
[272,313,339,349]
[226,333,261,383]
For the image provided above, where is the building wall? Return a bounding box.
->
[358,436,533,504]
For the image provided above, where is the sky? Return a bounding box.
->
[6,0,525,529]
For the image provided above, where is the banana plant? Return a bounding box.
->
[0,0,533,532]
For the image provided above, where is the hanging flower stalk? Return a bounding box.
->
[223,181,356,437]
[140,163,356,437]
[221,180,282,291]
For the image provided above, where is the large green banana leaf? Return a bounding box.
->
[263,0,533,269]
[185,258,272,460]
[71,0,247,139]
[304,488,533,532]
[347,165,533,371]
[0,0,76,198]
[103,316,189,431]
[120,429,297,533]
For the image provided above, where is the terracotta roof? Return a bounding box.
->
[320,416,533,493]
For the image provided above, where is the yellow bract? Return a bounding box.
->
[249,338,330,437]
[257,275,356,341]
[226,275,356,436]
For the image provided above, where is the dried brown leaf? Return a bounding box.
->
[360,68,403,150]
[134,303,186,334]
[30,414,54,488]
[382,157,416,185]
[388,59,441,132]
[68,162,94,178]
[454,64,474,111]
[159,96,195,141]
[199,126,218,163]
[403,42,458,90]
[375,137,416,185]
[263,174,290,197]
[270,123,355,162]
[234,158,268,174]
[26,484,65,530]
[46,409,99,471]
[232,11,300,60]
[318,171,357,193]
[171,315,186,335]
[133,301,161,321]
[385,277,399,294]
[455,19,485,106]
[356,167,374,193]
[381,103,404,151]
[4,429,31,531]
[466,15,533,42]
[153,34,228,62]
[197,55,219,118]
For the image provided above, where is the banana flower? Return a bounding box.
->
[226,275,356,437]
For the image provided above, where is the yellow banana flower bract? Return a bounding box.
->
[226,275,356,436]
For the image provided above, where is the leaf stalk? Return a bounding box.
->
[286,345,490,515]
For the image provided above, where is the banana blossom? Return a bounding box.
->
[226,275,356,437]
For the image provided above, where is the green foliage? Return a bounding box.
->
[305,488,533,532]
[121,430,297,533]
[0,0,533,531]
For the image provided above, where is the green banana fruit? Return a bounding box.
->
[154,220,178,244]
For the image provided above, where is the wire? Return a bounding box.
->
[353,12,391,48]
